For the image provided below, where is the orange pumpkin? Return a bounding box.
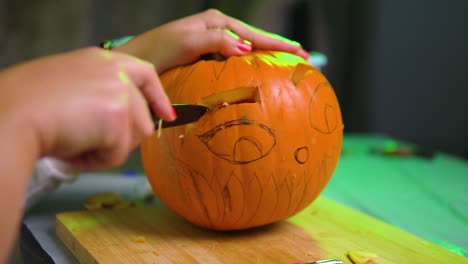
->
[141,51,343,230]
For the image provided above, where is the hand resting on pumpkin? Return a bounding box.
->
[0,8,307,262]
[114,8,309,73]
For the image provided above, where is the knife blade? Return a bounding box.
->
[151,104,209,129]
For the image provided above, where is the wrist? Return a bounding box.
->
[99,35,134,50]
[110,34,165,73]
[0,102,41,161]
[0,69,42,159]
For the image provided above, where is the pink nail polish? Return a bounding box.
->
[237,39,252,52]
[171,106,178,119]
[297,49,310,59]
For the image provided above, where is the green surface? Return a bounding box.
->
[323,134,468,256]
[113,134,468,256]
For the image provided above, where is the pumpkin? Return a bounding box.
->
[141,51,343,230]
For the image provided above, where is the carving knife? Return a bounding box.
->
[151,103,209,129]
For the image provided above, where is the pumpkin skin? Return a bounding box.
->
[141,51,343,230]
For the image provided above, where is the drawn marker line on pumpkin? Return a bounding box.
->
[222,185,232,213]
[309,161,321,200]
[313,160,327,199]
[291,172,305,215]
[244,174,263,226]
[268,174,290,221]
[291,170,310,214]
[211,60,228,80]
[197,119,276,164]
[287,171,299,215]
[265,174,278,222]
[301,166,320,211]
[215,169,233,224]
[266,174,279,222]
[267,174,281,222]
[177,167,205,225]
[166,66,196,96]
[224,173,246,228]
[283,175,294,217]
[192,172,218,227]
[309,82,339,134]
[215,170,245,227]
[213,170,234,223]
[176,159,217,228]
[294,146,309,164]
[141,51,343,231]
[285,172,294,214]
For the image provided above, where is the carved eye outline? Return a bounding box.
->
[309,82,339,134]
[197,119,276,165]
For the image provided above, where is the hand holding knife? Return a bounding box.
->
[150,103,209,129]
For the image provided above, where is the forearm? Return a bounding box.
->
[112,32,169,73]
[0,79,41,263]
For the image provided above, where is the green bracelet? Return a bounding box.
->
[99,35,134,49]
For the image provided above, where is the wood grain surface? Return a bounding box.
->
[56,196,467,264]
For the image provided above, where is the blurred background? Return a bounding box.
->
[1,0,467,158]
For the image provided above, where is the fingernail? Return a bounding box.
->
[297,49,310,59]
[171,106,178,120]
[237,39,252,52]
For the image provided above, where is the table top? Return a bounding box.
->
[22,134,468,263]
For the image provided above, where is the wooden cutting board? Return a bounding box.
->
[56,196,467,264]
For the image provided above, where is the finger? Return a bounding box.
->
[200,9,308,58]
[115,63,156,150]
[66,111,132,171]
[66,144,130,171]
[114,53,176,122]
[295,49,310,59]
[65,76,134,171]
[181,29,251,58]
[127,79,155,149]
[182,29,309,61]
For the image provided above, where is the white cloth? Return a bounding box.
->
[26,157,79,209]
